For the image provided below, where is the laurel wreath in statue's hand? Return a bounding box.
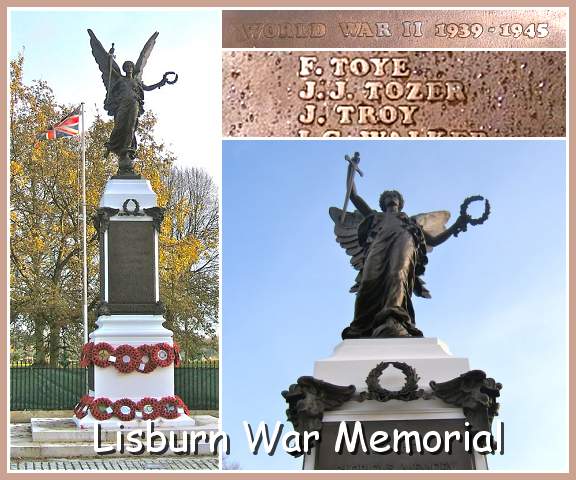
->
[453,195,491,237]
[163,71,178,85]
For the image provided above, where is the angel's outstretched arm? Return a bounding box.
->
[349,181,372,217]
[143,72,177,91]
[142,79,166,91]
[424,216,467,247]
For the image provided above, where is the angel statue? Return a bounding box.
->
[330,153,490,339]
[88,29,178,177]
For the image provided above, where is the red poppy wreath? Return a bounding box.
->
[174,395,190,416]
[151,343,175,368]
[74,395,191,421]
[113,398,137,421]
[114,345,142,373]
[159,396,181,419]
[173,342,182,367]
[136,397,161,420]
[86,342,178,371]
[79,342,94,368]
[74,395,93,419]
[90,397,114,421]
[136,344,156,373]
[92,342,114,368]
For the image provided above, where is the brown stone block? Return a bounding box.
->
[222,9,566,49]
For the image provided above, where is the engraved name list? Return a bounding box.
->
[296,54,479,138]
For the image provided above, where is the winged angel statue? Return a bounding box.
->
[88,29,177,176]
[330,153,490,340]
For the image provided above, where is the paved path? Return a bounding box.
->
[11,457,219,471]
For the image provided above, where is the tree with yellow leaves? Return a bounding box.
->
[160,167,219,359]
[10,55,218,365]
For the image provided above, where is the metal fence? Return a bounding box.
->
[10,360,219,411]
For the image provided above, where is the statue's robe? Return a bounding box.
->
[342,212,428,338]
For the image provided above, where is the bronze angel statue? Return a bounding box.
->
[87,29,177,176]
[330,153,490,340]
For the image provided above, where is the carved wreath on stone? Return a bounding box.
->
[120,198,144,216]
[359,361,424,402]
[281,366,503,456]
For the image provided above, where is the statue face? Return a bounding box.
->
[123,61,134,77]
[382,194,401,213]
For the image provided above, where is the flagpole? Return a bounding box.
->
[81,103,88,345]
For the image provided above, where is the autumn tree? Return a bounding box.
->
[160,167,219,359]
[10,55,89,365]
[10,55,219,365]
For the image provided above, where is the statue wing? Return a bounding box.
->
[87,29,121,94]
[412,210,450,252]
[329,207,366,292]
[134,32,159,80]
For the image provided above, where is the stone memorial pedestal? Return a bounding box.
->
[280,162,500,471]
[73,178,198,429]
[294,338,494,470]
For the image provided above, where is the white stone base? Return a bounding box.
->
[35,417,218,442]
[89,314,175,400]
[100,178,157,209]
[91,314,173,344]
[79,314,193,430]
[303,338,488,470]
[314,337,470,391]
[19,417,220,458]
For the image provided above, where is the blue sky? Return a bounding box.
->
[9,8,221,183]
[222,139,567,471]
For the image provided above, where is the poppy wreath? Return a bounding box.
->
[136,397,161,420]
[75,405,89,419]
[114,345,142,374]
[92,342,114,368]
[74,395,94,419]
[174,395,190,416]
[151,343,175,368]
[113,398,137,421]
[74,394,93,413]
[86,342,178,370]
[136,344,156,373]
[173,342,182,367]
[90,397,114,421]
[159,396,181,419]
[79,343,94,367]
[73,396,190,420]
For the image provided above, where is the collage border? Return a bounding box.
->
[1,1,573,479]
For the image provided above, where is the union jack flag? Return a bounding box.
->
[36,106,80,140]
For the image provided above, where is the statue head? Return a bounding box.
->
[122,61,135,77]
[379,190,404,213]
